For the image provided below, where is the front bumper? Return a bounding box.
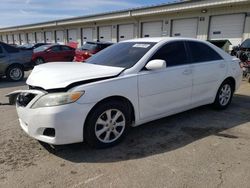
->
[14,90,94,145]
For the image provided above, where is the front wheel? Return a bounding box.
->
[213,81,233,110]
[84,101,131,148]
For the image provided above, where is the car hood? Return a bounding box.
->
[27,62,124,90]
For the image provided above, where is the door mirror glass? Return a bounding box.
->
[145,59,167,71]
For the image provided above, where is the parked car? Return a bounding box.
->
[231,38,250,56]
[73,41,113,62]
[7,38,242,148]
[0,42,33,81]
[18,43,51,51]
[32,44,75,65]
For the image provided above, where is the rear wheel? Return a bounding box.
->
[84,101,130,148]
[34,57,45,65]
[213,80,233,110]
[6,65,24,82]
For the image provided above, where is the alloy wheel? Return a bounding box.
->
[95,109,126,143]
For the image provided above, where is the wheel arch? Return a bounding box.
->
[83,95,136,135]
[223,77,236,92]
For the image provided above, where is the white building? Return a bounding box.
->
[0,0,249,49]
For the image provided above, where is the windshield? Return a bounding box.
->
[33,45,51,53]
[241,39,250,48]
[79,42,98,51]
[86,42,156,68]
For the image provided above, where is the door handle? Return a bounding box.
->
[219,63,226,68]
[182,69,192,75]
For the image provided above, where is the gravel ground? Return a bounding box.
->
[0,73,250,188]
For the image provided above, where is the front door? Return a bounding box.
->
[138,41,192,120]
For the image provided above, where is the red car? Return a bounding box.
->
[73,41,113,62]
[32,44,75,65]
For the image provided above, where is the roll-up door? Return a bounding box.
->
[8,34,14,44]
[172,18,198,38]
[82,28,93,42]
[20,34,26,44]
[68,29,77,42]
[142,21,162,38]
[27,33,35,44]
[13,34,20,44]
[98,26,112,42]
[45,31,52,42]
[118,24,134,41]
[209,14,245,47]
[56,30,64,43]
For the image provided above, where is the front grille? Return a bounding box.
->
[16,93,37,107]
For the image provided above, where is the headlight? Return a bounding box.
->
[31,91,84,109]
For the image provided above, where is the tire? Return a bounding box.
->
[213,80,233,110]
[34,57,45,65]
[84,100,131,149]
[6,65,24,82]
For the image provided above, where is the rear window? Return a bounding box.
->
[2,43,19,53]
[187,41,223,63]
[79,42,98,51]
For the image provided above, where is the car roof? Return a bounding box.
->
[84,41,114,45]
[122,37,204,43]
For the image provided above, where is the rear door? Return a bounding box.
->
[61,46,75,61]
[186,41,227,105]
[138,41,192,119]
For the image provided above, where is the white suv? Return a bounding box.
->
[8,37,242,148]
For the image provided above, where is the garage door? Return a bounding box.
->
[8,34,14,44]
[20,34,26,44]
[118,24,134,41]
[36,32,43,43]
[27,33,35,44]
[209,14,245,47]
[45,31,52,43]
[56,30,64,43]
[99,26,112,42]
[142,21,162,38]
[2,35,8,43]
[172,18,198,38]
[82,28,93,42]
[68,29,77,42]
[14,34,20,44]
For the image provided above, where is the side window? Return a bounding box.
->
[150,41,188,67]
[61,46,72,51]
[187,41,223,63]
[50,46,61,52]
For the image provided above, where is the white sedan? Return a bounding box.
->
[8,37,242,148]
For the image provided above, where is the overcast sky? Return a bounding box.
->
[0,0,176,28]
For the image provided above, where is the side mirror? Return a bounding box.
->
[145,59,167,71]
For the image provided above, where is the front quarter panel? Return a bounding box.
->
[71,74,140,122]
